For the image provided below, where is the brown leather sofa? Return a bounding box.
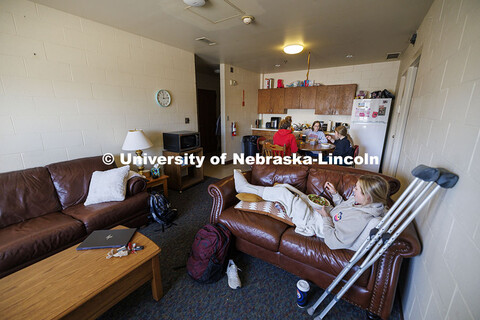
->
[208,164,421,320]
[0,156,149,278]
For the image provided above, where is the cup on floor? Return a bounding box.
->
[296,280,310,308]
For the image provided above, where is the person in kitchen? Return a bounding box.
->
[302,120,328,157]
[273,117,298,156]
[326,125,354,165]
[233,169,389,251]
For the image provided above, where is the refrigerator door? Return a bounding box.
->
[350,99,392,172]
[349,122,388,172]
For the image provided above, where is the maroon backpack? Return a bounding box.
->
[186,223,232,283]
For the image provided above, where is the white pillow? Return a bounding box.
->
[84,166,131,206]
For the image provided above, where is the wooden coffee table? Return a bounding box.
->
[0,226,162,320]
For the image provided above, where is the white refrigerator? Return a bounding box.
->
[349,98,392,172]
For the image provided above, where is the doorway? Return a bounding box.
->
[197,89,218,155]
[383,58,419,176]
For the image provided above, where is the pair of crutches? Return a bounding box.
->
[307,164,459,319]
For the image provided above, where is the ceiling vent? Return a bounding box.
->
[386,52,401,60]
[195,37,217,46]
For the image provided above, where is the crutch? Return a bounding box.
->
[307,164,440,317]
[313,168,458,320]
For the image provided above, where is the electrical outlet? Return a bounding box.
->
[185,117,190,124]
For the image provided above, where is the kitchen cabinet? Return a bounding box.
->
[299,87,316,109]
[315,84,357,115]
[284,87,301,108]
[258,89,271,113]
[271,88,285,113]
[257,88,286,114]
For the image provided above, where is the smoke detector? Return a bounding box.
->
[183,0,205,7]
[242,15,255,25]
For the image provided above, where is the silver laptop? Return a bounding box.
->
[76,228,136,250]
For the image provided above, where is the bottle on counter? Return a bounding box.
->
[326,121,332,132]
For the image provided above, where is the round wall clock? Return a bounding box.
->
[155,89,172,107]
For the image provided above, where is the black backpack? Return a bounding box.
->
[186,223,232,283]
[148,191,178,231]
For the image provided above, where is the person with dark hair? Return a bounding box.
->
[273,117,298,156]
[302,120,328,158]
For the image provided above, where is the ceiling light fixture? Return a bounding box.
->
[283,44,304,54]
[346,54,353,58]
[183,0,205,7]
[274,64,281,67]
[242,15,254,24]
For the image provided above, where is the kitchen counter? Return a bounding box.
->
[251,127,335,135]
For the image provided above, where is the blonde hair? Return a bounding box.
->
[335,125,354,147]
[358,175,389,205]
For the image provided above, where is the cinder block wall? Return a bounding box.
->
[396,0,480,319]
[0,0,197,172]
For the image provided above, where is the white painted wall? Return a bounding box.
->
[260,61,400,126]
[220,64,260,160]
[0,0,197,173]
[395,0,480,319]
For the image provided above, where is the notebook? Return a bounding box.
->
[76,228,137,250]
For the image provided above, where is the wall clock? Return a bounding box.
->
[155,89,172,107]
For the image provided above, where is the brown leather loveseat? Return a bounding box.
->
[208,164,421,320]
[0,156,149,278]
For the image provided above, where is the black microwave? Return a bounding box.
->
[163,131,200,152]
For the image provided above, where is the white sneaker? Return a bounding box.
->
[226,259,241,289]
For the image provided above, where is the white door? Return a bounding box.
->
[382,65,418,176]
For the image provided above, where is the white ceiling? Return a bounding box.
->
[31,0,433,73]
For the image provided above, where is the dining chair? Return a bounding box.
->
[263,142,286,157]
[352,145,359,167]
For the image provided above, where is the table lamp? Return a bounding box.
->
[122,129,153,173]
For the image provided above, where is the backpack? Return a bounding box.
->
[186,223,232,283]
[148,191,178,231]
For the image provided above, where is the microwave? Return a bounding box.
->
[163,131,200,152]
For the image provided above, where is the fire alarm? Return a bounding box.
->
[242,15,255,25]
[183,0,205,7]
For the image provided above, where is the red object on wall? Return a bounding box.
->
[231,122,237,136]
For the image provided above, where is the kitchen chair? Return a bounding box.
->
[352,145,359,167]
[263,142,286,157]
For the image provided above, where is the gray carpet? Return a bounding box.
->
[99,177,403,320]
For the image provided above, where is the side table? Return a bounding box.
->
[145,174,169,197]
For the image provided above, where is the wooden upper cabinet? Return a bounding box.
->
[299,87,316,109]
[337,84,357,115]
[271,88,286,114]
[257,88,285,114]
[258,89,272,113]
[284,87,301,109]
[315,84,357,115]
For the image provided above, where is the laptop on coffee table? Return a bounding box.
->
[76,228,136,250]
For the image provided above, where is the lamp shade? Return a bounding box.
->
[122,129,153,151]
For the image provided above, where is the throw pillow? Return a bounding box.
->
[84,166,130,206]
[234,201,294,226]
[236,193,264,202]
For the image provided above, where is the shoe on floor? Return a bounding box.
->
[226,259,241,289]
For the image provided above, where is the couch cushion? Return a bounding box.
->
[306,165,401,202]
[219,206,289,252]
[251,164,309,193]
[46,156,115,209]
[0,212,86,275]
[0,167,62,228]
[63,192,148,233]
[278,228,371,287]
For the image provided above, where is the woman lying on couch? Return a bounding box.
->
[233,170,389,251]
